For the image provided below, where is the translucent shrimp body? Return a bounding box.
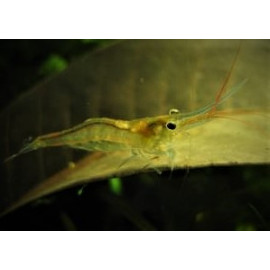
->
[5,115,173,161]
[5,77,246,163]
[5,44,244,162]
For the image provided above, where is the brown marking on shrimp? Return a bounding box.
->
[130,117,168,137]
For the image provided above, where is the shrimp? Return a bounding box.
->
[5,44,245,164]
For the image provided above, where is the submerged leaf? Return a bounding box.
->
[0,40,269,215]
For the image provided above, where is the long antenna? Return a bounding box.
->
[211,41,242,113]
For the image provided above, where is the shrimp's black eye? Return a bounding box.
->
[166,122,177,130]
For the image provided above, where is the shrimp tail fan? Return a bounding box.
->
[4,139,39,162]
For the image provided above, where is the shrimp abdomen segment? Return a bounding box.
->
[6,117,165,161]
[30,118,135,151]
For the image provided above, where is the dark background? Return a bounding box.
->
[0,40,269,230]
